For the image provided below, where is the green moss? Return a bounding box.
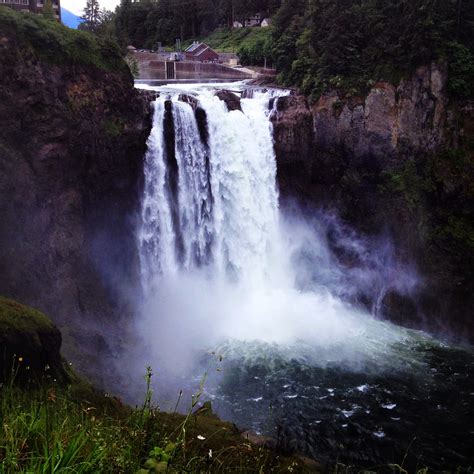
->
[0,7,127,73]
[380,148,474,271]
[332,100,344,113]
[0,296,54,336]
[103,118,123,138]
[382,161,424,210]
[0,297,71,386]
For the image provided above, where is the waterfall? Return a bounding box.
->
[139,89,283,294]
[136,83,421,361]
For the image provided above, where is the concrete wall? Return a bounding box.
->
[138,59,253,81]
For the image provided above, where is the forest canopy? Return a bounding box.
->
[270,0,474,98]
[112,0,281,48]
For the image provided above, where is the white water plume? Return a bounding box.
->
[135,84,422,376]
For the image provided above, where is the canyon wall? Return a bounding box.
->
[272,63,474,339]
[0,23,153,381]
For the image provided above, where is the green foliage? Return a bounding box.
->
[445,41,474,99]
[103,118,123,138]
[81,0,101,29]
[113,0,281,49]
[382,149,474,266]
[237,28,273,66]
[42,0,55,21]
[0,297,72,386]
[125,52,140,77]
[383,159,435,211]
[200,27,274,66]
[271,0,474,98]
[0,8,127,73]
[201,27,259,52]
[0,373,309,472]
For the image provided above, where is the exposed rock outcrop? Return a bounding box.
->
[273,64,450,185]
[216,90,242,112]
[272,64,473,339]
[0,23,153,383]
[0,296,69,385]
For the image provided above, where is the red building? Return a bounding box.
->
[0,0,61,21]
[185,42,219,63]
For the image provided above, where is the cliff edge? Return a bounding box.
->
[0,9,153,382]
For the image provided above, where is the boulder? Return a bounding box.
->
[0,296,69,385]
[216,90,242,112]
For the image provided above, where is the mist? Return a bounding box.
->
[118,84,427,406]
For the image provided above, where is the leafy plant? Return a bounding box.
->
[0,8,127,73]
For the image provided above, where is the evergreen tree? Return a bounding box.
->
[42,0,55,21]
[81,0,102,32]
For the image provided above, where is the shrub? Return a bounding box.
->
[0,8,127,73]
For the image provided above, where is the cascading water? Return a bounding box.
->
[139,88,282,291]
[134,83,474,470]
[138,85,410,350]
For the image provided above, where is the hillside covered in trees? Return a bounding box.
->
[112,0,281,48]
[271,0,474,98]
[81,0,473,100]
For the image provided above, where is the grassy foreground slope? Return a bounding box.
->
[0,297,313,472]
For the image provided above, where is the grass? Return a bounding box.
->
[198,27,271,54]
[0,366,311,473]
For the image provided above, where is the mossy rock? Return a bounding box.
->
[0,296,70,385]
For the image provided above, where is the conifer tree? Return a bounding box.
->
[42,0,55,20]
[81,0,102,31]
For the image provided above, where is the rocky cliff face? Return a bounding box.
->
[0,28,153,382]
[272,64,473,339]
[274,64,451,194]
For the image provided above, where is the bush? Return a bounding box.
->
[445,41,474,99]
[0,8,127,73]
[237,28,274,67]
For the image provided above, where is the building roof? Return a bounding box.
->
[185,42,218,58]
[185,41,202,53]
[195,46,218,58]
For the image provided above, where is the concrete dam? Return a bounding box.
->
[135,52,254,82]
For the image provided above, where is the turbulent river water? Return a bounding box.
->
[135,82,474,470]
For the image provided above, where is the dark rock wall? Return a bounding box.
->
[0,31,153,381]
[272,64,473,340]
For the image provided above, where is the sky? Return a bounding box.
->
[62,0,121,16]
